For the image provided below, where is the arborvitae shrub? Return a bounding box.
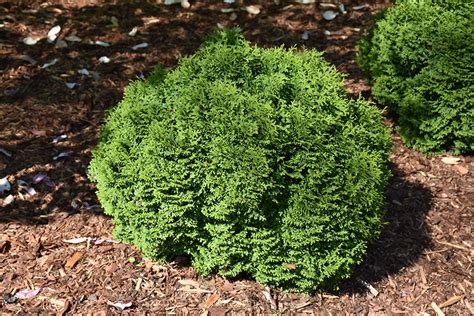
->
[89,30,391,292]
[357,0,474,154]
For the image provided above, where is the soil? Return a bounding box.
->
[0,0,472,315]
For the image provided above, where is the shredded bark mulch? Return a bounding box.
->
[0,1,472,314]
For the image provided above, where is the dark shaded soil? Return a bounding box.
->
[1,1,472,314]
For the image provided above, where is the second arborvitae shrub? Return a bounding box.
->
[89,30,392,292]
[357,0,474,154]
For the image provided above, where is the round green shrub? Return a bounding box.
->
[357,0,474,154]
[89,30,391,292]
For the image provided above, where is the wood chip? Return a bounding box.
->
[456,165,469,175]
[57,300,70,316]
[419,266,427,284]
[412,286,430,303]
[431,302,445,316]
[262,287,276,310]
[295,301,312,310]
[357,278,379,297]
[0,240,11,253]
[64,251,84,269]
[218,298,233,305]
[143,17,160,25]
[177,288,212,293]
[466,300,474,314]
[204,293,219,310]
[177,279,200,288]
[439,295,464,308]
[135,277,143,291]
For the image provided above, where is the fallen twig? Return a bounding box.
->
[436,240,470,252]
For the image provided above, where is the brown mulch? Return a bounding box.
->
[0,0,473,314]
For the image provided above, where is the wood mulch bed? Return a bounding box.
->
[1,0,472,314]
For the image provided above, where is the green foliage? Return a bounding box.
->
[357,0,474,154]
[89,30,392,292]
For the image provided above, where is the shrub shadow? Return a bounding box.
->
[0,128,105,225]
[167,161,433,297]
[338,161,433,294]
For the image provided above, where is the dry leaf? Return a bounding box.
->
[439,295,464,308]
[132,42,149,50]
[63,237,88,244]
[135,278,143,291]
[94,40,110,47]
[65,251,84,268]
[65,35,82,42]
[41,58,59,69]
[31,129,47,137]
[204,293,219,309]
[111,16,119,27]
[286,263,297,270]
[323,10,338,21]
[55,40,68,48]
[353,4,368,10]
[441,157,461,165]
[0,177,11,194]
[19,54,37,64]
[65,82,79,89]
[245,5,260,15]
[98,56,110,63]
[128,27,138,36]
[23,36,38,45]
[47,25,61,42]
[107,301,132,311]
[15,288,42,299]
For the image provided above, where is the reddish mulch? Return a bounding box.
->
[0,1,472,314]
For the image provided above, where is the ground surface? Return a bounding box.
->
[0,0,472,314]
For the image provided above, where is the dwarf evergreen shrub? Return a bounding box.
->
[357,0,474,154]
[89,30,391,292]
